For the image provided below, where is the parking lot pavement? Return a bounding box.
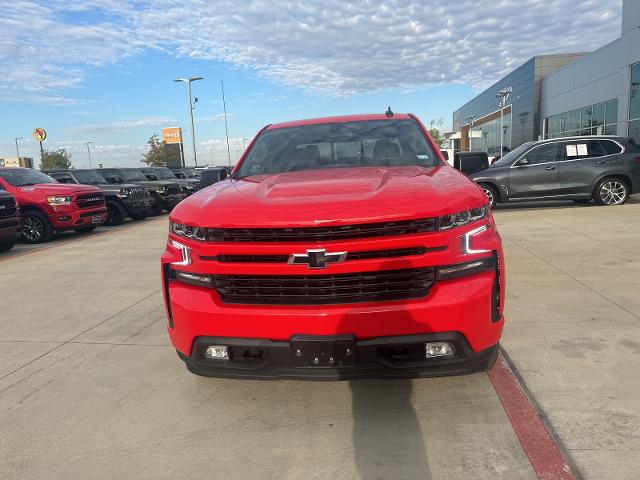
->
[0,217,536,480]
[495,197,640,480]
[1,200,638,479]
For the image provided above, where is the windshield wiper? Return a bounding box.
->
[18,182,39,186]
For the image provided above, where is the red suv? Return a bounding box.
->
[162,114,505,379]
[0,168,107,243]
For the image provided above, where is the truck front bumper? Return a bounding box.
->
[179,333,498,380]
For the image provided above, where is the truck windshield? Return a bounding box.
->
[183,168,200,178]
[0,169,57,186]
[123,170,149,181]
[73,170,107,185]
[235,119,439,178]
[154,168,178,180]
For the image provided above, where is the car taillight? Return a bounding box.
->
[634,155,640,166]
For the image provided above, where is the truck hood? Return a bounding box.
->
[16,183,101,195]
[171,166,487,228]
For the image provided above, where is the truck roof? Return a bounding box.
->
[266,113,414,130]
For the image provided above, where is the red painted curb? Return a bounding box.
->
[489,352,577,480]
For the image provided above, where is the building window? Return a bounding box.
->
[544,99,618,139]
[629,62,640,144]
[469,111,512,156]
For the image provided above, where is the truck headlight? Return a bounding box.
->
[170,221,207,241]
[47,196,72,206]
[118,188,129,198]
[439,205,488,230]
[157,185,167,193]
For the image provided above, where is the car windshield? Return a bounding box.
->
[183,168,200,178]
[491,142,534,166]
[73,170,107,185]
[122,170,149,181]
[235,119,439,178]
[154,168,178,180]
[0,168,57,186]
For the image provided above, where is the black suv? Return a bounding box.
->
[170,167,201,181]
[45,169,152,225]
[140,167,200,196]
[98,168,184,216]
[471,136,640,207]
[0,189,19,252]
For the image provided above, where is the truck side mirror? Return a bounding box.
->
[517,158,529,166]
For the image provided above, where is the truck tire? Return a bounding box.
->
[21,210,54,244]
[105,200,126,226]
[150,196,164,216]
[0,240,16,252]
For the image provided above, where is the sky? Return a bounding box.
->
[0,0,623,168]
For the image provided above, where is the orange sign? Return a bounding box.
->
[32,128,47,142]
[162,127,182,144]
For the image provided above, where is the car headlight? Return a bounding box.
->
[439,205,488,230]
[47,196,72,206]
[170,221,207,241]
[118,188,129,198]
[157,185,167,193]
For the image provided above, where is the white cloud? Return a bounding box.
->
[0,0,623,98]
[72,116,175,134]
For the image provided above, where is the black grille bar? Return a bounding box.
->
[0,197,17,218]
[206,246,446,264]
[212,267,436,305]
[76,193,105,209]
[207,217,437,243]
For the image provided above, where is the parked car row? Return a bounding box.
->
[0,165,229,250]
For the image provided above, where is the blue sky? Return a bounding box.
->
[0,0,622,168]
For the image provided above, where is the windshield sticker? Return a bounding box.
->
[416,154,429,160]
[576,144,588,156]
[565,145,578,157]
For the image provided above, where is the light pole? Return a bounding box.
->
[465,115,475,151]
[175,77,204,167]
[14,137,23,159]
[496,87,512,159]
[86,141,93,168]
[221,80,232,167]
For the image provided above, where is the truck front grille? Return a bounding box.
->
[165,184,181,195]
[212,267,436,305]
[125,186,147,201]
[76,193,105,209]
[206,217,438,243]
[0,197,17,218]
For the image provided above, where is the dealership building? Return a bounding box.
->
[451,0,640,153]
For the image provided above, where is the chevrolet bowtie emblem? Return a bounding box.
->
[288,249,347,269]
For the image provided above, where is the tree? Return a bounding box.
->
[40,148,72,170]
[428,118,445,148]
[142,134,169,166]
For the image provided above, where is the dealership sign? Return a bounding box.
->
[32,128,47,142]
[162,127,183,144]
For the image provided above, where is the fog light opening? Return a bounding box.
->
[425,342,455,358]
[205,345,229,360]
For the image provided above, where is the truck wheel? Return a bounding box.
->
[75,225,97,233]
[129,211,148,221]
[150,197,164,216]
[0,240,16,252]
[105,200,126,226]
[21,210,54,244]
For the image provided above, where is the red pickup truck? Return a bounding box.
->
[162,113,505,380]
[0,168,107,244]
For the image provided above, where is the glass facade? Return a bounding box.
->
[544,99,619,138]
[453,58,536,151]
[629,62,640,144]
[469,111,512,155]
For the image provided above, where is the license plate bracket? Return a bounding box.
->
[91,215,102,224]
[290,335,356,368]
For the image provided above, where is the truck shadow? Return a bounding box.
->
[344,258,432,479]
[350,379,431,479]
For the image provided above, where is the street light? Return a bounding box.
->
[465,115,475,152]
[14,137,23,159]
[86,141,93,168]
[496,87,512,159]
[175,77,204,167]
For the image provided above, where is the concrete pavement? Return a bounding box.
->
[1,199,639,479]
